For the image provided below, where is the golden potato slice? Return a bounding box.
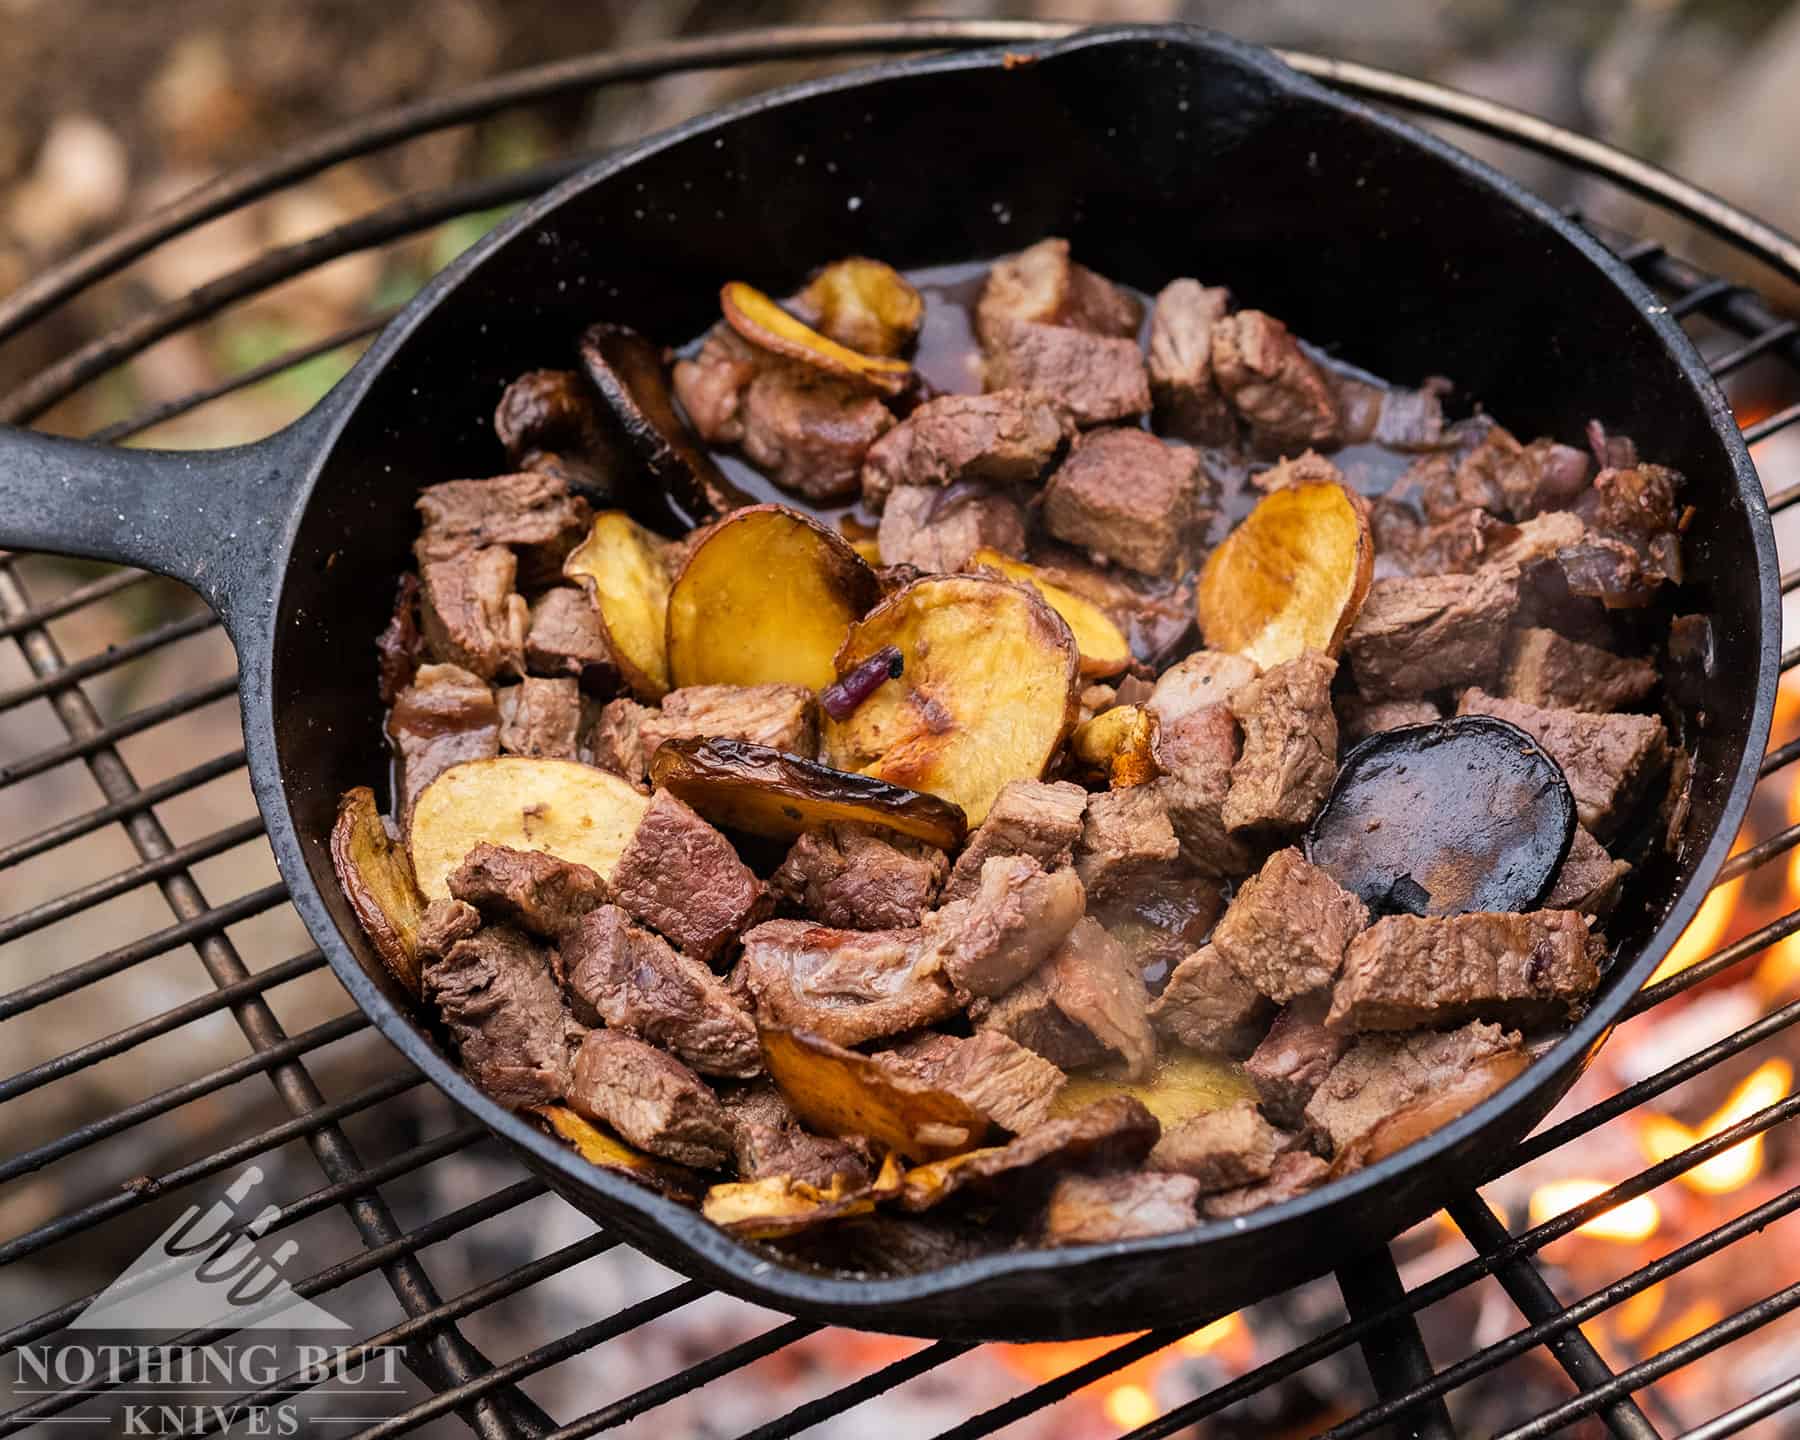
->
[720,281,912,395]
[761,1028,993,1163]
[822,575,1080,826]
[408,757,650,898]
[795,259,923,357]
[533,1104,703,1201]
[967,547,1131,679]
[665,504,880,692]
[1068,704,1159,788]
[563,511,674,699]
[1049,1049,1255,1129]
[1196,480,1372,670]
[702,1152,903,1239]
[330,787,427,996]
[651,738,967,848]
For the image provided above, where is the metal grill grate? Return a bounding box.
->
[4,19,1800,1438]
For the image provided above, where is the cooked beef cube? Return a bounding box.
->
[1200,1150,1331,1219]
[447,842,607,941]
[1075,786,1182,901]
[376,573,425,705]
[1245,992,1350,1129]
[421,923,578,1108]
[643,684,818,765]
[975,916,1155,1079]
[882,1030,1067,1133]
[975,238,1143,342]
[771,824,947,929]
[876,483,1027,573]
[1149,279,1236,445]
[1335,378,1447,451]
[418,546,529,681]
[1491,509,1588,570]
[1043,1172,1199,1245]
[1303,1020,1522,1159]
[1345,566,1518,700]
[524,587,615,688]
[497,676,581,759]
[1500,627,1656,713]
[1211,310,1339,455]
[738,364,897,503]
[609,791,769,962]
[1328,909,1602,1032]
[1452,424,1593,519]
[943,779,1088,904]
[672,326,761,444]
[562,904,760,1078]
[566,1029,732,1167]
[1149,1100,1288,1192]
[494,369,610,469]
[1543,826,1630,918]
[1214,848,1369,1004]
[1336,695,1440,746]
[1142,651,1256,876]
[1150,944,1273,1057]
[922,855,1087,998]
[1588,418,1638,471]
[736,1118,873,1188]
[1223,650,1337,833]
[860,390,1072,510]
[982,318,1151,427]
[1042,428,1211,577]
[415,471,592,590]
[416,897,481,961]
[588,698,651,783]
[386,662,499,823]
[736,919,961,1046]
[1592,463,1682,534]
[1372,502,1513,579]
[1556,532,1661,610]
[1457,688,1669,836]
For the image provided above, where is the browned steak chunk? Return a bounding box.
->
[609,790,770,962]
[1543,826,1630,917]
[1150,944,1273,1058]
[1592,462,1682,534]
[738,364,897,504]
[876,483,1028,573]
[1336,695,1440,745]
[414,471,592,590]
[447,843,607,941]
[771,824,947,930]
[497,676,581,759]
[976,916,1155,1079]
[1043,428,1211,578]
[1044,1172,1199,1244]
[1213,848,1369,1004]
[566,1029,732,1167]
[494,369,610,471]
[737,920,961,1047]
[943,779,1087,904]
[1210,310,1339,455]
[1149,1100,1288,1193]
[641,684,818,766]
[1223,650,1337,833]
[1149,279,1236,445]
[881,1030,1067,1134]
[1145,655,1257,877]
[1200,1150,1331,1219]
[376,573,424,705]
[1148,650,1260,726]
[588,698,651,783]
[524,587,614,687]
[982,317,1150,427]
[1499,628,1657,713]
[1075,786,1182,902]
[1345,566,1518,700]
[418,546,529,681]
[421,923,578,1108]
[1451,424,1592,519]
[976,238,1143,341]
[860,390,1072,510]
[386,662,499,824]
[1245,992,1351,1129]
[672,326,760,444]
[922,855,1087,998]
[416,897,481,961]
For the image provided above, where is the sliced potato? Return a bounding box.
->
[408,757,650,898]
[1049,1049,1256,1129]
[720,281,912,395]
[1328,1049,1529,1177]
[795,258,924,357]
[967,547,1131,679]
[533,1103,703,1202]
[330,787,427,996]
[761,1027,992,1162]
[840,515,884,568]
[702,1152,903,1239]
[665,504,880,692]
[651,737,967,849]
[563,511,674,699]
[1197,480,1373,670]
[823,575,1080,826]
[1069,704,1158,789]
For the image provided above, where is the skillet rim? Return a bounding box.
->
[260,22,1780,1321]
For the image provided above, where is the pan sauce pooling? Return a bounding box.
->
[333,240,1691,1267]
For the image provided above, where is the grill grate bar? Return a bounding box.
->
[1716,820,1798,881]
[1674,1372,1800,1440]
[1625,908,1800,1014]
[931,1330,1183,1440]
[0,608,218,715]
[1760,734,1800,779]
[0,566,153,642]
[1665,277,1739,318]
[0,671,238,786]
[1335,1251,1458,1440]
[1706,317,1800,378]
[733,1341,973,1440]
[1741,403,1800,447]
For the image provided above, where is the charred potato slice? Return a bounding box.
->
[408,757,650,898]
[563,510,674,699]
[703,1152,903,1239]
[967,547,1132,679]
[794,258,924,357]
[1050,1050,1255,1128]
[651,737,967,848]
[823,575,1081,826]
[720,281,913,395]
[1069,704,1158,788]
[330,787,427,996]
[666,504,880,691]
[1197,479,1373,669]
[533,1104,703,1202]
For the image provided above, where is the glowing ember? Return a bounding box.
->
[1612,1283,1666,1342]
[1528,1179,1662,1242]
[1177,1314,1240,1356]
[1105,1383,1158,1428]
[1639,1058,1793,1194]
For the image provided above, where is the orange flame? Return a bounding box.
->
[1639,1059,1793,1194]
[1528,1179,1661,1242]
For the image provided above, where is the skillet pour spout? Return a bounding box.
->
[0,24,1775,1340]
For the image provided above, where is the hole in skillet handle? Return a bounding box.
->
[1305,715,1576,918]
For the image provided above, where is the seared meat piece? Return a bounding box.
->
[1345,566,1518,700]
[719,1080,873,1187]
[416,897,481,961]
[672,326,761,444]
[860,390,1072,510]
[1499,628,1656,713]
[1213,848,1369,1004]
[414,471,592,590]
[1150,944,1273,1057]
[642,684,818,764]
[738,364,897,503]
[876,483,1028,573]
[1457,688,1669,836]
[882,1030,1066,1133]
[1149,1100,1288,1192]
[1148,279,1236,445]
[975,916,1156,1079]
[562,905,760,1078]
[567,1029,733,1167]
[418,546,529,681]
[447,843,607,941]
[610,791,769,962]
[1245,992,1350,1129]
[975,237,1143,342]
[1592,462,1682,534]
[922,855,1086,998]
[1543,826,1630,917]
[386,662,499,823]
[1452,424,1592,519]
[376,573,424,705]
[1336,695,1440,746]
[588,698,651,783]
[1210,310,1339,455]
[497,676,581,759]
[1372,502,1513,579]
[1328,910,1602,1032]
[421,923,578,1108]
[1144,651,1256,877]
[1074,786,1182,901]
[1200,1150,1330,1219]
[981,318,1151,427]
[1042,428,1211,577]
[524,587,615,688]
[771,824,947,930]
[494,369,610,471]
[943,779,1087,904]
[1147,650,1260,726]
[1335,379,1447,451]
[1223,650,1337,834]
[1044,1172,1199,1245]
[737,921,961,1046]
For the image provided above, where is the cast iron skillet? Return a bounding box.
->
[0,26,1777,1341]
